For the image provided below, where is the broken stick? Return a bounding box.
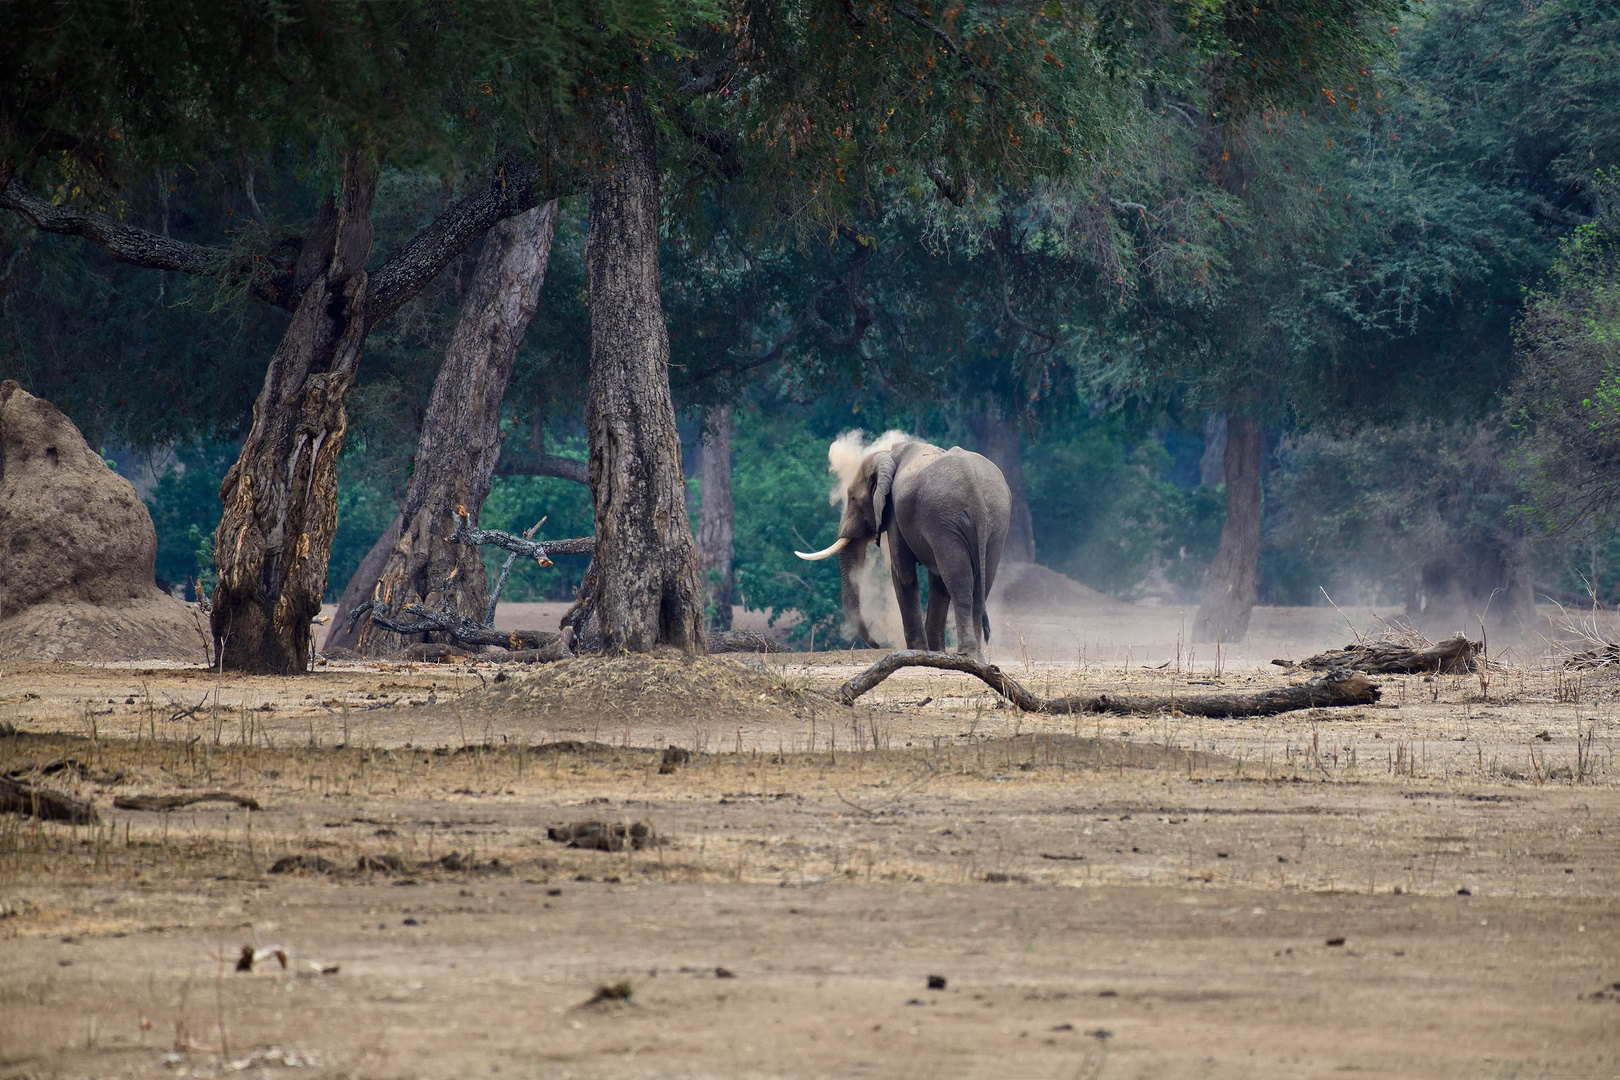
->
[836,651,1380,716]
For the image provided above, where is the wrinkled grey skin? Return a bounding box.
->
[835,440,1011,659]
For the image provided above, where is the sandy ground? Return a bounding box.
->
[4,599,1620,1079]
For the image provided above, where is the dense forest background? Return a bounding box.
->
[2,0,1615,649]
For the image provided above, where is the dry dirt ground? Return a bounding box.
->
[3,605,1620,1080]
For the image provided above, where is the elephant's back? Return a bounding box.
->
[919,448,1011,523]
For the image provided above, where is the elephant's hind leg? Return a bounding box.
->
[925,570,950,651]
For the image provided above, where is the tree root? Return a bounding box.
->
[836,650,1380,716]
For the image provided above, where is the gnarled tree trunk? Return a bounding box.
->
[585,94,706,654]
[972,411,1035,564]
[1192,414,1262,644]
[698,404,735,631]
[211,151,378,674]
[355,201,559,656]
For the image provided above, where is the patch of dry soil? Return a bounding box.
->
[0,656,1618,1078]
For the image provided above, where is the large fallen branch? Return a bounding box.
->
[836,651,1380,716]
[0,776,99,823]
[1289,635,1479,675]
[347,600,574,658]
[114,791,262,812]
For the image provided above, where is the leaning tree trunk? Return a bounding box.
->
[211,151,378,674]
[584,94,706,654]
[1192,414,1262,644]
[972,411,1035,564]
[355,201,559,656]
[698,404,735,631]
[323,516,401,655]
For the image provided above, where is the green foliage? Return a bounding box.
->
[1511,168,1620,536]
[1268,421,1523,604]
[140,443,235,595]
[730,412,844,645]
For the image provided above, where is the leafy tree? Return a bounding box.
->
[1512,169,1620,537]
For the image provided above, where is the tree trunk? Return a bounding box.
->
[972,412,1035,563]
[698,405,735,631]
[211,151,379,674]
[1199,413,1227,488]
[584,94,706,654]
[1192,414,1262,644]
[323,515,401,655]
[355,201,559,656]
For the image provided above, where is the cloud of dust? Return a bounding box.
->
[853,542,906,647]
[826,429,915,647]
[827,428,915,506]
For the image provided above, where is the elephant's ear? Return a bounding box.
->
[870,452,897,533]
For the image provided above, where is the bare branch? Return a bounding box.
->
[493,450,590,486]
[364,156,544,328]
[0,179,300,310]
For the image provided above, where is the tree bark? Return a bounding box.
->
[698,404,735,631]
[972,412,1035,563]
[356,202,559,656]
[323,515,401,655]
[584,94,706,654]
[211,151,379,674]
[1192,414,1262,644]
[1199,413,1227,488]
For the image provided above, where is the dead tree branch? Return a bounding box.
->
[836,651,1380,716]
[1289,635,1479,675]
[346,599,574,657]
[114,791,261,812]
[445,507,595,561]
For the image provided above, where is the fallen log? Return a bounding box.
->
[1289,635,1479,675]
[114,791,262,812]
[0,776,99,823]
[347,600,574,656]
[836,650,1380,716]
[1566,643,1620,669]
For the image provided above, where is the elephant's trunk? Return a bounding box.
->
[839,541,878,647]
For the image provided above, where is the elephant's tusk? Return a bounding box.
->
[794,536,851,561]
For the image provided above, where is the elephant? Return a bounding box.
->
[795,436,1011,659]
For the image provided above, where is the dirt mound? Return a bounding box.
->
[0,382,207,663]
[410,653,841,737]
[991,562,1127,615]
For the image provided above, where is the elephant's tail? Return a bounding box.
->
[964,512,990,645]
